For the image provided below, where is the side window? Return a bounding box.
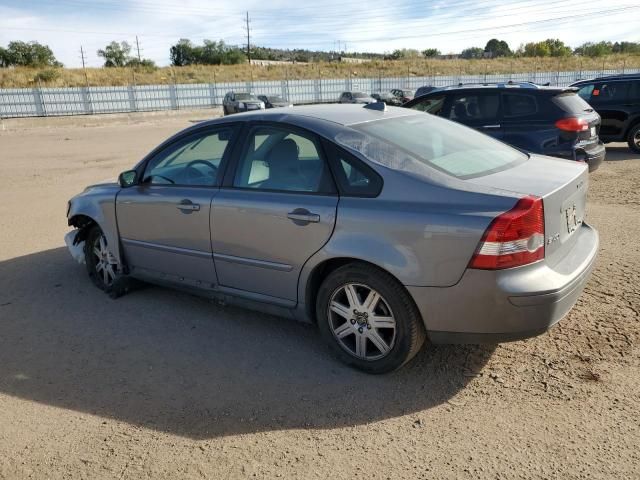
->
[449,93,499,121]
[327,144,382,197]
[234,126,335,194]
[502,93,538,118]
[577,84,595,101]
[593,82,630,103]
[143,128,234,186]
[410,95,445,115]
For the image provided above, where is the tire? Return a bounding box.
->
[627,123,640,153]
[316,263,426,374]
[84,225,124,296]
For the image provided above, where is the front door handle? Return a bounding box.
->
[287,208,320,224]
[176,199,200,213]
[482,124,501,129]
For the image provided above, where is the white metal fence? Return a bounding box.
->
[1,68,638,118]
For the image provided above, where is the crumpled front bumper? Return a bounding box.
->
[64,230,85,265]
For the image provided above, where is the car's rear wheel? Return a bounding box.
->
[316,263,426,374]
[85,225,121,292]
[627,123,640,153]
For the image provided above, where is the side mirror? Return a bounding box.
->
[118,170,138,188]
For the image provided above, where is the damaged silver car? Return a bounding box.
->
[66,104,598,373]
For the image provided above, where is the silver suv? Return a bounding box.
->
[222,92,265,115]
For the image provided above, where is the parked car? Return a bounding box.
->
[222,92,265,115]
[415,85,437,97]
[339,91,375,104]
[371,92,402,106]
[65,104,598,374]
[257,94,293,109]
[391,88,415,103]
[404,82,605,172]
[570,74,640,153]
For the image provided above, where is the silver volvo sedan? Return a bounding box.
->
[65,104,599,373]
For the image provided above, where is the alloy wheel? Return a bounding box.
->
[92,234,118,287]
[327,283,397,361]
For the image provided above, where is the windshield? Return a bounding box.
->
[353,92,369,98]
[268,96,286,103]
[236,93,258,101]
[338,114,527,180]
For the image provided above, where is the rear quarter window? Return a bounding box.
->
[552,93,593,113]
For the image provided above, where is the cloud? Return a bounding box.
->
[0,0,637,67]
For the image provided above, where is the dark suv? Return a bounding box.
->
[570,74,640,153]
[404,83,605,172]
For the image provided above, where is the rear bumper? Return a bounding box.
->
[553,142,605,172]
[577,142,606,172]
[407,223,599,344]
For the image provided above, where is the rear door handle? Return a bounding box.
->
[287,208,320,224]
[176,199,200,213]
[482,124,501,129]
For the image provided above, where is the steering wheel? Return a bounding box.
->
[183,160,218,184]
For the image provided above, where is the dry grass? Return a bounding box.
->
[1,54,639,88]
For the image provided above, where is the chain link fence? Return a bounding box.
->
[1,68,638,119]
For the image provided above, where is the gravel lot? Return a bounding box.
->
[0,112,638,479]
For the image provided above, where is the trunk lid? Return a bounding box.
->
[467,154,589,268]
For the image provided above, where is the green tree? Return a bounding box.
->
[484,38,511,57]
[170,39,196,66]
[422,48,441,58]
[612,41,640,54]
[522,41,550,57]
[545,38,572,57]
[0,46,8,67]
[520,39,571,57]
[2,41,61,67]
[97,41,132,67]
[460,47,484,59]
[575,41,613,57]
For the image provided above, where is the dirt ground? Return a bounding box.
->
[0,111,638,479]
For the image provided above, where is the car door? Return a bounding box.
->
[590,81,631,139]
[446,91,504,140]
[211,123,338,304]
[116,125,239,288]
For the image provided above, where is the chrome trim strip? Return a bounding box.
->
[121,238,212,259]
[213,253,293,272]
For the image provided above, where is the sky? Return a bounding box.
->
[0,0,638,68]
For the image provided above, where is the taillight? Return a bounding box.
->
[469,196,545,270]
[555,117,589,132]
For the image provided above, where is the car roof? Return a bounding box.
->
[433,82,571,92]
[213,104,420,127]
[571,73,640,84]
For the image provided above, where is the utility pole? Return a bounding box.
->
[135,36,142,62]
[80,45,87,69]
[245,11,251,63]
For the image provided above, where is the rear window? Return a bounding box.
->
[338,114,527,180]
[553,92,593,113]
[353,92,369,98]
[236,93,258,101]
